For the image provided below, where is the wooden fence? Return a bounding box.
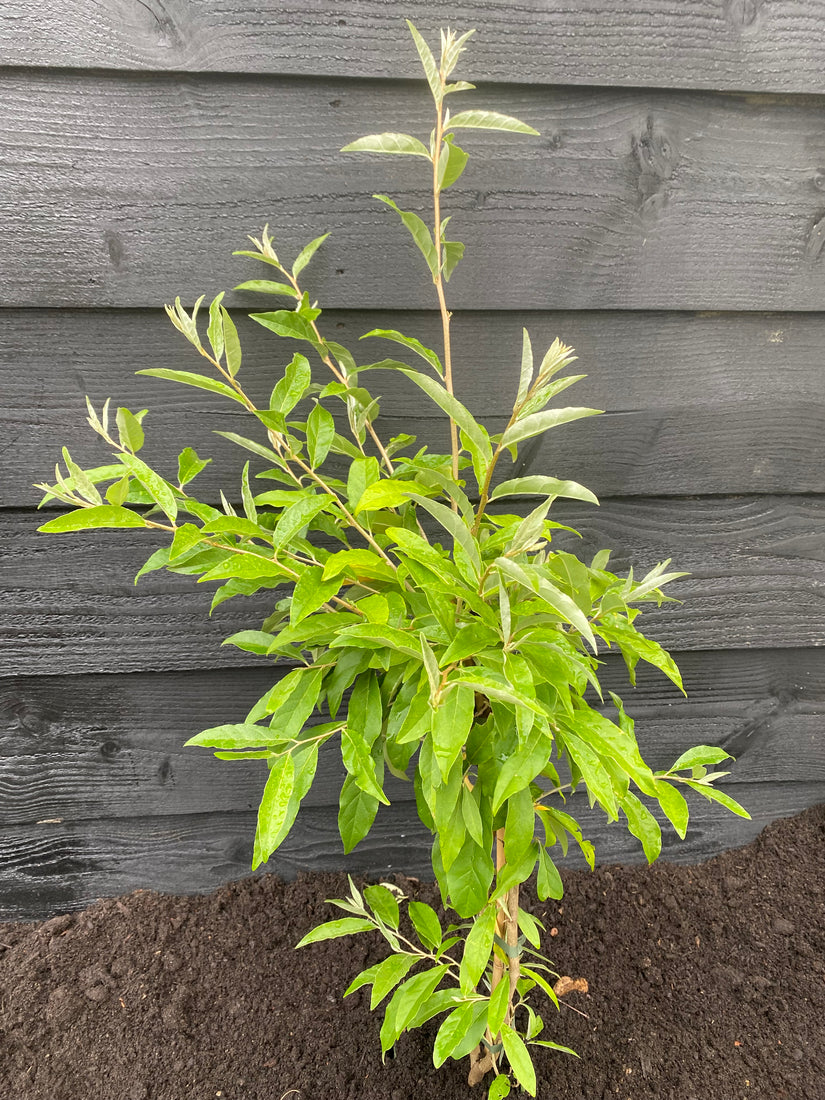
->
[2,1,823,919]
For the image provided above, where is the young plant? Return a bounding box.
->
[35,22,749,1097]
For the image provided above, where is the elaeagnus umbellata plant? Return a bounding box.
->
[36,21,749,1098]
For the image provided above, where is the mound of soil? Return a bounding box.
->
[1,805,823,1100]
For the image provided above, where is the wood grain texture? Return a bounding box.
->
[7,73,825,309]
[2,782,822,921]
[5,494,825,677]
[5,307,825,509]
[1,650,822,828]
[3,1,825,94]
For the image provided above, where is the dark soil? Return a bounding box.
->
[1,806,823,1100]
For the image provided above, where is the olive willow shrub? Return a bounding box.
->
[37,22,748,1098]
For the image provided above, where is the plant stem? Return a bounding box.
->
[432,76,460,490]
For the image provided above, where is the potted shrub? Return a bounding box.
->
[36,21,748,1098]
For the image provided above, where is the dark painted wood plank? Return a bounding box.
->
[5,495,825,677]
[7,74,825,310]
[5,308,825,509]
[4,1,825,95]
[2,782,822,921]
[1,650,822,827]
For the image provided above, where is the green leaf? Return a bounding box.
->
[38,505,146,533]
[136,368,246,405]
[438,136,469,190]
[682,781,751,819]
[214,430,280,465]
[331,624,422,662]
[536,847,564,901]
[370,362,492,469]
[459,903,496,994]
[252,754,295,869]
[185,722,281,750]
[115,407,145,453]
[461,786,484,848]
[295,916,376,948]
[347,455,380,511]
[447,110,539,136]
[369,953,418,1009]
[442,240,464,282]
[620,790,662,863]
[500,1024,537,1096]
[561,730,618,819]
[221,306,242,377]
[341,133,430,158]
[487,977,510,1037]
[408,900,442,952]
[341,728,389,804]
[406,20,441,103]
[488,1075,511,1100]
[501,406,602,447]
[431,683,474,781]
[306,403,335,467]
[598,615,684,693]
[344,961,381,997]
[115,455,177,520]
[408,493,481,579]
[250,310,317,343]
[504,787,536,867]
[105,476,130,506]
[379,965,450,1055]
[354,479,417,515]
[271,495,330,551]
[177,447,211,486]
[445,835,495,919]
[490,476,598,506]
[338,774,379,853]
[653,779,689,840]
[234,279,296,297]
[496,557,597,652]
[169,523,205,561]
[374,195,438,279]
[364,884,400,929]
[433,1002,477,1068]
[271,353,312,415]
[207,292,225,362]
[361,328,443,376]
[669,745,733,772]
[292,232,330,278]
[290,565,342,625]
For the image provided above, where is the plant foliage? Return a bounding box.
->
[36,21,748,1096]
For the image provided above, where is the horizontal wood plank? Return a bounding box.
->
[2,782,822,921]
[5,494,825,677]
[4,1,825,95]
[5,308,825,508]
[7,74,825,309]
[1,650,822,827]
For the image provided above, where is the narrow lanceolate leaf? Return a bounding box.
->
[271,495,330,550]
[38,506,147,533]
[252,754,295,869]
[207,292,225,362]
[115,408,145,454]
[341,133,431,158]
[295,916,376,948]
[354,478,417,514]
[408,493,481,577]
[496,557,597,651]
[249,310,317,343]
[370,362,492,466]
[669,746,733,773]
[501,407,603,447]
[431,683,474,781]
[234,278,296,297]
[490,476,599,506]
[221,306,242,377]
[500,1024,537,1096]
[369,954,418,1009]
[408,901,442,952]
[292,232,330,278]
[361,328,443,376]
[620,790,662,863]
[363,884,400,929]
[459,903,497,994]
[447,109,539,136]
[516,328,534,408]
[681,781,751,819]
[374,195,438,279]
[433,1002,477,1068]
[654,779,689,839]
[306,403,335,467]
[118,454,178,520]
[406,20,441,103]
[136,369,246,405]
